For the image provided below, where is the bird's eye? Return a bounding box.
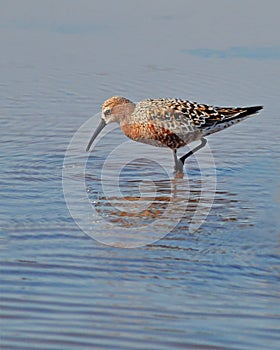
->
[104,109,111,116]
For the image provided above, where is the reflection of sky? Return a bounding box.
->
[185,46,280,60]
[1,0,280,48]
[0,20,109,35]
[1,0,280,110]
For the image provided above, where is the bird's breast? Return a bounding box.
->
[120,122,198,149]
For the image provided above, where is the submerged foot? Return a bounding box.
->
[173,150,184,177]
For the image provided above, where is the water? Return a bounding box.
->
[1,1,280,349]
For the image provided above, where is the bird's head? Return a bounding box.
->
[86,96,135,152]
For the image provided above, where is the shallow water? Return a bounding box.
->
[1,1,280,349]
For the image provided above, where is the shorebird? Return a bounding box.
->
[86,96,263,173]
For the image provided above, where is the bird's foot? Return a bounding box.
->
[180,138,207,164]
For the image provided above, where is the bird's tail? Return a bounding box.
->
[202,105,263,136]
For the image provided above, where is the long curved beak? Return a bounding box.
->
[86,119,106,152]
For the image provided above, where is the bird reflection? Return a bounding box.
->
[89,175,209,229]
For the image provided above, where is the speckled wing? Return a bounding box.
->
[192,104,263,135]
[139,99,262,136]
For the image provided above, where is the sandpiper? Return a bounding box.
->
[86,96,263,173]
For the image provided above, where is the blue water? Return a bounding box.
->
[1,1,280,349]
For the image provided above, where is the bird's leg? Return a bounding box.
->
[179,138,207,165]
[173,149,184,174]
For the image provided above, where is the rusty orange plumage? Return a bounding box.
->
[86,96,263,173]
